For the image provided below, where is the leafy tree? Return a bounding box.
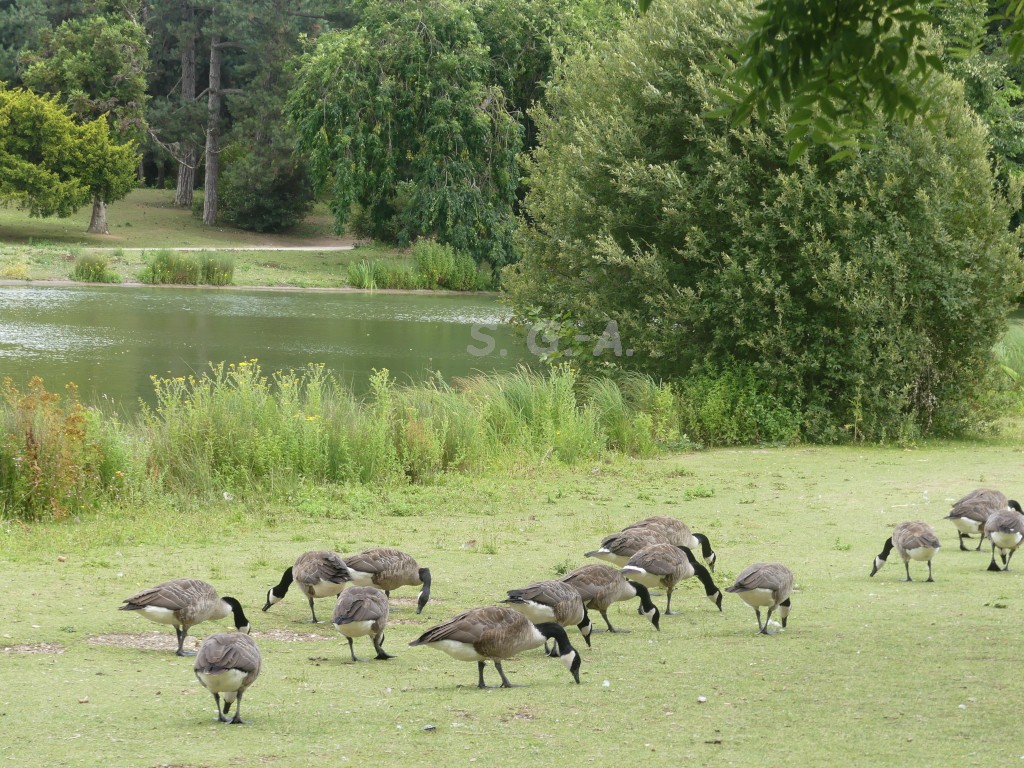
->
[20,7,147,232]
[0,0,48,84]
[289,0,523,266]
[0,84,137,218]
[507,0,1023,441]
[219,140,313,232]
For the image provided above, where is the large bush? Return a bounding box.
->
[506,0,1024,441]
[219,143,314,233]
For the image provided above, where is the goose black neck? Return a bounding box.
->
[416,567,432,614]
[689,559,720,598]
[1011,500,1022,513]
[877,538,895,561]
[629,581,657,612]
[273,566,294,598]
[677,545,698,564]
[223,596,250,630]
[693,533,714,560]
[536,621,574,655]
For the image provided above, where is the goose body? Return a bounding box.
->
[119,578,250,656]
[870,521,941,581]
[620,543,723,615]
[945,488,1012,550]
[193,632,262,724]
[332,586,393,661]
[725,563,793,634]
[984,503,1024,572]
[560,563,660,632]
[343,547,432,614]
[502,579,592,647]
[409,605,582,688]
[263,550,352,623]
[623,516,718,571]
[585,527,668,567]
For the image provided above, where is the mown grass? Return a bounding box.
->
[0,188,415,288]
[1,443,1022,766]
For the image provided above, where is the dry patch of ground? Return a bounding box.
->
[1,642,65,654]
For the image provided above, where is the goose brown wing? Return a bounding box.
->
[122,578,213,611]
[411,606,522,646]
[295,551,350,586]
[627,543,683,574]
[334,588,387,623]
[195,634,261,675]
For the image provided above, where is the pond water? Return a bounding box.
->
[0,285,528,413]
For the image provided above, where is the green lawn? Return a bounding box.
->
[1,442,1022,766]
[0,188,414,287]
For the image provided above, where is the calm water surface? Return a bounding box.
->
[0,285,526,412]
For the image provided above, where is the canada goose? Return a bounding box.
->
[119,578,250,656]
[869,521,941,582]
[343,547,431,613]
[620,543,723,615]
[945,488,1012,551]
[984,503,1024,572]
[502,580,592,647]
[560,563,661,632]
[263,550,352,623]
[725,563,793,635]
[331,586,393,661]
[193,632,262,724]
[585,527,668,567]
[409,605,582,688]
[623,515,718,571]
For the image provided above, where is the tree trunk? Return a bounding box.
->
[203,32,222,226]
[87,198,109,234]
[173,1,197,208]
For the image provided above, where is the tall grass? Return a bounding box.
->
[70,253,121,283]
[0,362,698,519]
[137,249,235,285]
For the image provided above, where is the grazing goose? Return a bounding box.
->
[502,580,592,647]
[331,586,393,661]
[725,563,793,635]
[623,515,718,571]
[945,488,1013,551]
[585,527,668,567]
[409,605,582,688]
[193,632,262,724]
[119,578,250,656]
[560,563,661,632]
[869,521,941,582]
[263,550,352,623]
[620,543,723,615]
[984,504,1024,572]
[343,547,432,614]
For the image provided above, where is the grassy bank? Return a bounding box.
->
[0,188,414,288]
[1,443,1023,766]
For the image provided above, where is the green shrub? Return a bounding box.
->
[508,0,1024,442]
[412,239,456,289]
[348,260,376,289]
[372,261,422,290]
[0,377,131,520]
[70,253,120,283]
[201,254,234,286]
[138,249,201,284]
[219,143,315,233]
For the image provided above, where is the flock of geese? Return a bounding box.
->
[117,488,1022,724]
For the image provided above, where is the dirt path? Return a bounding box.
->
[83,245,355,252]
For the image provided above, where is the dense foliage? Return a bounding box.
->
[290,0,523,266]
[0,84,137,217]
[507,0,1024,441]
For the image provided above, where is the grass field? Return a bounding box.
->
[0,188,417,288]
[2,442,1023,766]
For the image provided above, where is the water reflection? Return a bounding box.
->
[0,285,524,411]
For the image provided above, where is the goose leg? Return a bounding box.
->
[754,607,763,633]
[346,637,358,662]
[665,589,678,616]
[373,632,393,660]
[600,609,629,633]
[494,661,518,688]
[958,532,969,551]
[307,597,319,624]
[926,560,934,582]
[229,692,245,725]
[903,561,913,582]
[988,543,1002,572]
[1006,549,1017,571]
[976,534,984,552]
[761,607,775,635]
[175,626,196,657]
[211,692,227,722]
[477,661,488,688]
